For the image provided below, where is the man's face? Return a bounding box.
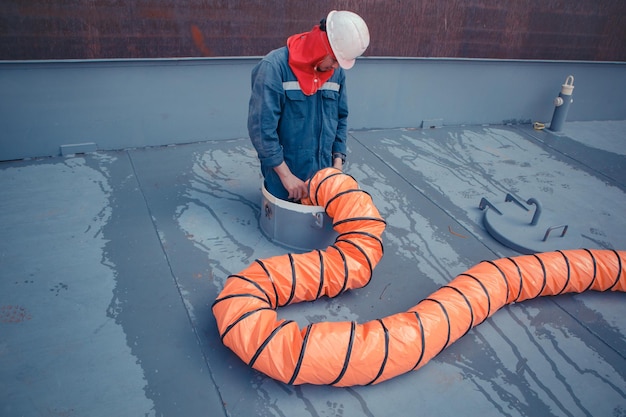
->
[316,55,339,72]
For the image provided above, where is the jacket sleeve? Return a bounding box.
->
[247,59,285,170]
[332,73,349,155]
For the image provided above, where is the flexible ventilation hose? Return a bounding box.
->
[212,168,625,386]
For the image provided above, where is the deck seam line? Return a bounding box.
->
[349,131,501,259]
[125,149,230,417]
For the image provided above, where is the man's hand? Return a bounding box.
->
[333,156,344,171]
[274,162,308,201]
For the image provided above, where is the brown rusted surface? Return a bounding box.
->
[1,0,624,61]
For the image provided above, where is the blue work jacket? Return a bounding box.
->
[247,47,349,200]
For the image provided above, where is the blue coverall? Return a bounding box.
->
[247,46,349,200]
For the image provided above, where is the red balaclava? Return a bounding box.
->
[287,25,335,96]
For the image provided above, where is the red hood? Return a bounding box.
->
[287,26,335,95]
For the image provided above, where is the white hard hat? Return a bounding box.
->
[325,10,370,69]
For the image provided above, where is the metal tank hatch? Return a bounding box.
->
[479,193,582,254]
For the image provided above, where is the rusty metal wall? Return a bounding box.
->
[1,0,625,61]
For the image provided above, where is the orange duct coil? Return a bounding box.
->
[212,168,625,386]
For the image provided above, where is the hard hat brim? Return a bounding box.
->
[337,57,356,70]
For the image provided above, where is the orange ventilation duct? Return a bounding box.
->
[212,168,625,386]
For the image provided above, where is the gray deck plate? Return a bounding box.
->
[1,123,625,417]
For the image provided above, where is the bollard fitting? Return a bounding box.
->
[549,75,575,132]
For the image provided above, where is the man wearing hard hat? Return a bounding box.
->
[248,10,370,201]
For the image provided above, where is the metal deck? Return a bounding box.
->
[1,121,625,416]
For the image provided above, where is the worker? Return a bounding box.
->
[247,10,370,201]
